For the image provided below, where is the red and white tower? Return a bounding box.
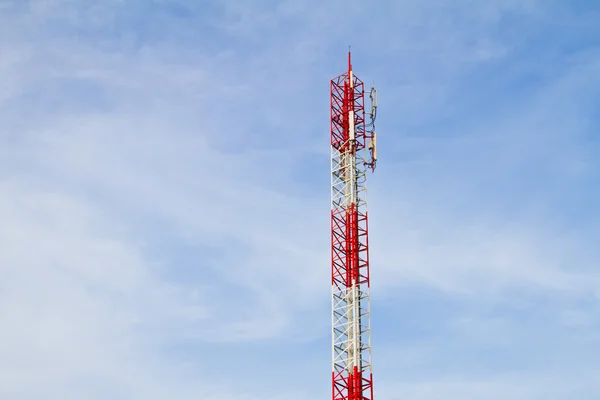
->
[330,52,378,400]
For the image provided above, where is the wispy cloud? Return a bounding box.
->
[1,0,599,398]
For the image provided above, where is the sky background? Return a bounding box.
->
[1,0,600,399]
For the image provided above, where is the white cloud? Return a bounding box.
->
[1,0,599,398]
[376,372,600,400]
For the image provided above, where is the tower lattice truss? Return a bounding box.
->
[330,52,378,400]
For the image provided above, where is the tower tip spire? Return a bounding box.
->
[348,46,352,73]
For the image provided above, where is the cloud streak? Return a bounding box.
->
[1,0,600,398]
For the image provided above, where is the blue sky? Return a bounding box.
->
[1,0,600,399]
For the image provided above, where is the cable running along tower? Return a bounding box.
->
[330,52,378,400]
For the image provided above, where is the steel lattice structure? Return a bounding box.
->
[330,52,378,400]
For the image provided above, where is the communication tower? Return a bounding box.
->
[330,51,378,400]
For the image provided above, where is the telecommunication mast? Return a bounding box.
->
[330,51,378,400]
